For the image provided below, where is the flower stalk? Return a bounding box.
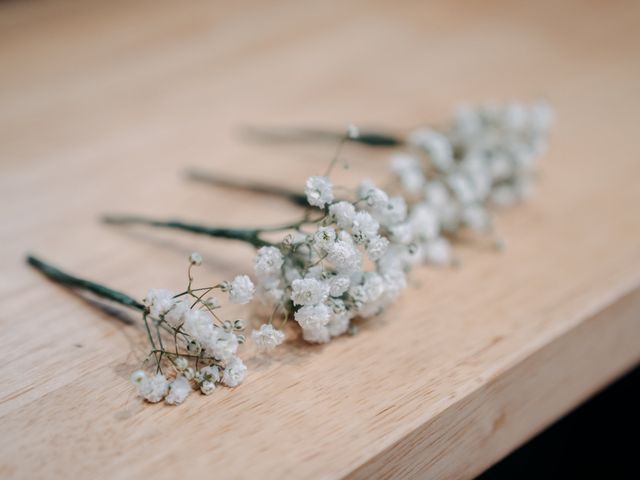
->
[219,101,555,256]
[26,253,255,406]
[27,255,144,311]
[102,214,274,248]
[241,125,402,147]
[102,213,330,248]
[186,168,309,207]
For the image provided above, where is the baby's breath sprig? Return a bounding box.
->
[388,100,554,243]
[250,176,413,344]
[103,128,414,345]
[193,100,554,265]
[26,253,255,405]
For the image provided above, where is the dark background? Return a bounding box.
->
[479,364,640,479]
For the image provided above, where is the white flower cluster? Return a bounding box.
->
[252,178,411,344]
[304,176,334,208]
[251,323,285,350]
[130,255,253,405]
[389,100,554,264]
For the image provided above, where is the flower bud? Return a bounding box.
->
[189,252,203,266]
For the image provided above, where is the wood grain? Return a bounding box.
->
[1,1,640,478]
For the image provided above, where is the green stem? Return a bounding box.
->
[241,126,403,147]
[103,213,326,246]
[256,214,326,232]
[186,169,309,207]
[26,255,145,311]
[103,214,273,248]
[352,131,404,147]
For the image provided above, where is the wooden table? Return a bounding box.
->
[2,1,639,478]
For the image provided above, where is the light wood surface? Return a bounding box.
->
[2,1,640,478]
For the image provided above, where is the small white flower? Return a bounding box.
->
[489,153,513,181]
[163,299,189,328]
[377,196,408,226]
[182,310,215,350]
[284,231,308,246]
[378,245,409,274]
[448,174,476,205]
[390,153,420,178]
[196,365,220,384]
[251,324,285,350]
[399,169,426,194]
[491,185,518,206]
[408,128,453,172]
[227,275,255,304]
[144,288,173,309]
[328,296,348,315]
[200,380,216,395]
[362,273,385,302]
[329,201,356,228]
[423,238,452,266]
[347,124,360,139]
[144,289,176,318]
[174,357,188,372]
[189,252,203,266]
[367,235,389,261]
[409,203,440,241]
[183,313,238,361]
[382,268,408,299]
[165,375,191,405]
[291,278,330,306]
[326,237,362,273]
[313,226,336,251]
[328,275,350,297]
[183,367,195,381]
[351,211,379,244]
[424,181,450,210]
[327,299,351,337]
[327,312,351,337]
[210,330,239,361]
[462,204,490,232]
[130,370,146,384]
[391,153,426,195]
[254,246,284,278]
[302,325,331,344]
[389,223,413,244]
[295,303,331,330]
[467,166,492,201]
[357,180,389,212]
[137,373,169,403]
[304,176,334,208]
[504,102,528,130]
[222,356,247,387]
[143,289,189,327]
[257,284,285,305]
